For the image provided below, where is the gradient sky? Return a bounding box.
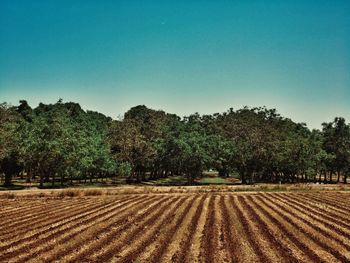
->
[0,0,349,129]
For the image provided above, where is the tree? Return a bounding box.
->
[322,118,350,183]
[108,119,152,182]
[0,103,22,186]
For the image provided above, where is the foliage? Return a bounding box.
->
[1,100,349,186]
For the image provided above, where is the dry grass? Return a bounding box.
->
[0,183,349,199]
[56,189,82,198]
[0,192,15,199]
[82,189,104,196]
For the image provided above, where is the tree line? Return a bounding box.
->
[0,100,349,187]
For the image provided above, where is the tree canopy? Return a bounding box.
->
[0,100,349,186]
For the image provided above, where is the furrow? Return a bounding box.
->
[0,198,75,225]
[183,195,210,262]
[221,195,258,263]
[81,196,184,262]
[16,197,153,262]
[56,195,170,263]
[257,195,349,262]
[245,195,311,262]
[199,195,216,263]
[240,195,300,263]
[214,195,232,263]
[87,196,185,262]
[0,196,121,227]
[297,193,350,215]
[117,196,190,263]
[277,193,350,228]
[236,195,283,263]
[320,193,350,208]
[0,200,56,218]
[263,194,350,254]
[166,194,207,263]
[250,196,329,262]
[218,195,240,263]
[0,195,144,262]
[0,196,135,248]
[273,193,350,239]
[144,195,201,262]
[0,198,101,237]
[289,194,350,225]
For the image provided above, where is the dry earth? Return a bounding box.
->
[0,190,350,262]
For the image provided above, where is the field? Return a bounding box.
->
[1,190,350,262]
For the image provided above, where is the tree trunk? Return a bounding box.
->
[187,173,194,185]
[241,172,247,184]
[330,171,333,183]
[136,170,140,183]
[39,173,44,188]
[61,173,65,186]
[52,173,55,187]
[4,173,12,187]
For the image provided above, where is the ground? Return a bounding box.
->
[0,185,350,262]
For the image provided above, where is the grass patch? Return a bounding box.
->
[197,177,230,185]
[144,175,188,186]
[0,184,27,191]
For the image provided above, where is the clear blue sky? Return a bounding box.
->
[0,0,349,128]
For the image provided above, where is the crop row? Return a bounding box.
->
[1,192,350,262]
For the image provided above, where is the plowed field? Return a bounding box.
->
[1,192,350,262]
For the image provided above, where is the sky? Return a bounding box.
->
[0,0,349,129]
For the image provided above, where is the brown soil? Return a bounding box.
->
[1,191,350,262]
